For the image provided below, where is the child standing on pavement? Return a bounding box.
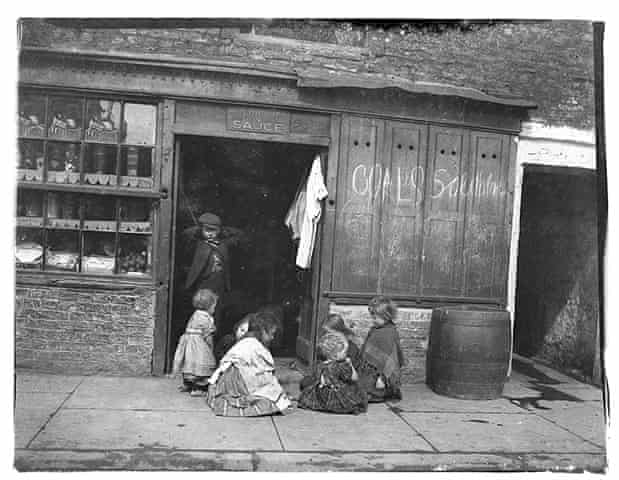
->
[172,288,218,396]
[298,331,368,414]
[358,296,406,402]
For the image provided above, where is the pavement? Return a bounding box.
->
[13,355,607,472]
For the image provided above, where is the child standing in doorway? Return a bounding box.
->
[358,296,406,402]
[172,288,218,396]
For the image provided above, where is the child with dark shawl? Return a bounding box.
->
[298,331,368,414]
[206,313,291,416]
[358,296,406,402]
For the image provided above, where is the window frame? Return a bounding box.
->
[16,87,164,284]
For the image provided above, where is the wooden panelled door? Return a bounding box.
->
[331,116,385,293]
[420,126,470,296]
[329,115,514,304]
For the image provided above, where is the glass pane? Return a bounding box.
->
[83,195,117,233]
[84,144,118,186]
[85,99,122,143]
[118,234,152,276]
[119,147,153,189]
[48,96,83,140]
[45,230,79,272]
[18,93,46,137]
[16,227,44,269]
[17,140,45,182]
[123,103,156,145]
[45,192,81,230]
[46,142,81,184]
[120,198,153,234]
[16,190,44,227]
[83,232,116,274]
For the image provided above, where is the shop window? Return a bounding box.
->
[17,140,45,182]
[16,89,160,279]
[18,93,46,137]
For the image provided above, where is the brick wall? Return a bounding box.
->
[329,304,432,384]
[15,285,156,375]
[19,20,594,131]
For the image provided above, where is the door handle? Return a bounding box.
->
[160,187,169,199]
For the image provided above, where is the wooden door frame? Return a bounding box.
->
[162,130,335,371]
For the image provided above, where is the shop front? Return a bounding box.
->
[15,48,533,377]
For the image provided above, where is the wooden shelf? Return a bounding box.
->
[17,181,163,199]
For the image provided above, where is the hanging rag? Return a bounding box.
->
[284,154,328,269]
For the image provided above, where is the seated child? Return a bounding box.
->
[318,313,362,371]
[172,289,218,396]
[298,331,368,415]
[213,314,252,362]
[357,296,405,402]
[206,313,291,416]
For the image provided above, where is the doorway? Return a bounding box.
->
[514,165,600,382]
[167,135,325,369]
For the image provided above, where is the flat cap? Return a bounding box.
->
[198,212,221,227]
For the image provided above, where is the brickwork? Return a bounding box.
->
[19,20,594,130]
[15,285,156,375]
[329,304,432,384]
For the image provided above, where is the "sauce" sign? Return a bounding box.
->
[227,108,291,135]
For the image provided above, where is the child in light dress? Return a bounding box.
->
[172,289,218,396]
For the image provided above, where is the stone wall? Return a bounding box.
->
[15,284,156,375]
[19,19,594,131]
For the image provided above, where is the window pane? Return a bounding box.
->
[120,198,153,234]
[119,147,153,189]
[45,192,80,230]
[18,93,46,137]
[47,142,81,184]
[45,230,79,272]
[16,228,43,269]
[85,99,122,143]
[48,96,83,140]
[83,195,117,233]
[118,234,152,276]
[17,190,44,227]
[123,104,156,145]
[17,140,45,182]
[83,232,116,274]
[84,144,117,186]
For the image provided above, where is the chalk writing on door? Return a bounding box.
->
[351,164,506,204]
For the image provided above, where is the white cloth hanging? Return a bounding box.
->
[284,154,328,269]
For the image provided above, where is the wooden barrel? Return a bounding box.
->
[426,305,511,400]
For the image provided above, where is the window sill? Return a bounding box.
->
[16,270,155,291]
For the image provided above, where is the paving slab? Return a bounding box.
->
[15,392,70,411]
[16,373,85,393]
[403,412,603,453]
[65,376,210,411]
[543,385,604,402]
[28,409,282,451]
[273,403,433,452]
[501,380,546,398]
[14,410,54,449]
[532,401,607,447]
[14,392,72,448]
[14,449,254,471]
[390,385,524,414]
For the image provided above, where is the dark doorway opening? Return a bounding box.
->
[169,135,323,367]
[514,165,600,383]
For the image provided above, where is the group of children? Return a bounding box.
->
[172,288,404,416]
